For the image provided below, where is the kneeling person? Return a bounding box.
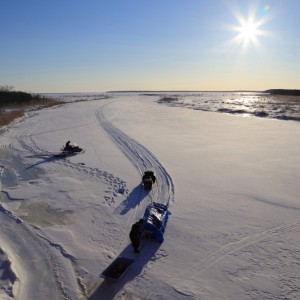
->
[129,219,144,253]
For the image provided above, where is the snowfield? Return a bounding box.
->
[0,93,300,300]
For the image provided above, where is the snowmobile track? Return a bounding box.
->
[94,101,175,287]
[173,219,300,281]
[95,103,175,208]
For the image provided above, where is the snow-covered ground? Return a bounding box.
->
[0,94,299,300]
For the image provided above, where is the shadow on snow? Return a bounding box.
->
[113,184,150,215]
[88,240,161,300]
[24,153,76,170]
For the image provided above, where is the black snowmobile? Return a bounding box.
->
[142,171,156,190]
[60,141,83,156]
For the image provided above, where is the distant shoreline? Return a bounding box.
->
[107,90,263,93]
[263,89,300,96]
[107,89,300,96]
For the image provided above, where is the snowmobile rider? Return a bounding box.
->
[65,140,71,150]
[129,219,144,253]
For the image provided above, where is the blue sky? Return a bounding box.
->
[1,0,300,92]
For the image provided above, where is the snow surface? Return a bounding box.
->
[0,93,300,300]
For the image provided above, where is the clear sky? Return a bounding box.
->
[1,0,300,92]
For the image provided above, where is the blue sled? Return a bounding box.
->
[142,202,171,243]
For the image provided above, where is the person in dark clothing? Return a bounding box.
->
[142,171,156,183]
[65,141,71,150]
[129,219,144,253]
[142,171,156,190]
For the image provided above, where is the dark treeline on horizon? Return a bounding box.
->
[264,89,300,96]
[0,86,61,107]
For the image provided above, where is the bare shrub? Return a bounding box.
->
[0,110,25,127]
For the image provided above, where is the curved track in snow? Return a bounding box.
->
[95,103,174,208]
[88,101,176,300]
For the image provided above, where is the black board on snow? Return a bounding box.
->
[100,257,134,281]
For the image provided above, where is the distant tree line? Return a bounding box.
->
[0,85,62,107]
[0,85,64,128]
[264,89,300,96]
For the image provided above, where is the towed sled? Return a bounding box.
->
[142,202,171,243]
[100,257,134,281]
[142,171,156,190]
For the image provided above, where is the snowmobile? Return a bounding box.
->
[62,144,83,153]
[142,171,156,190]
[59,142,84,156]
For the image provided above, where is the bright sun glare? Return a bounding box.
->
[234,17,261,47]
[239,20,259,41]
[227,4,272,51]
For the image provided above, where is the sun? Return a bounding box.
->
[231,15,263,49]
[239,20,259,42]
[226,4,272,51]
